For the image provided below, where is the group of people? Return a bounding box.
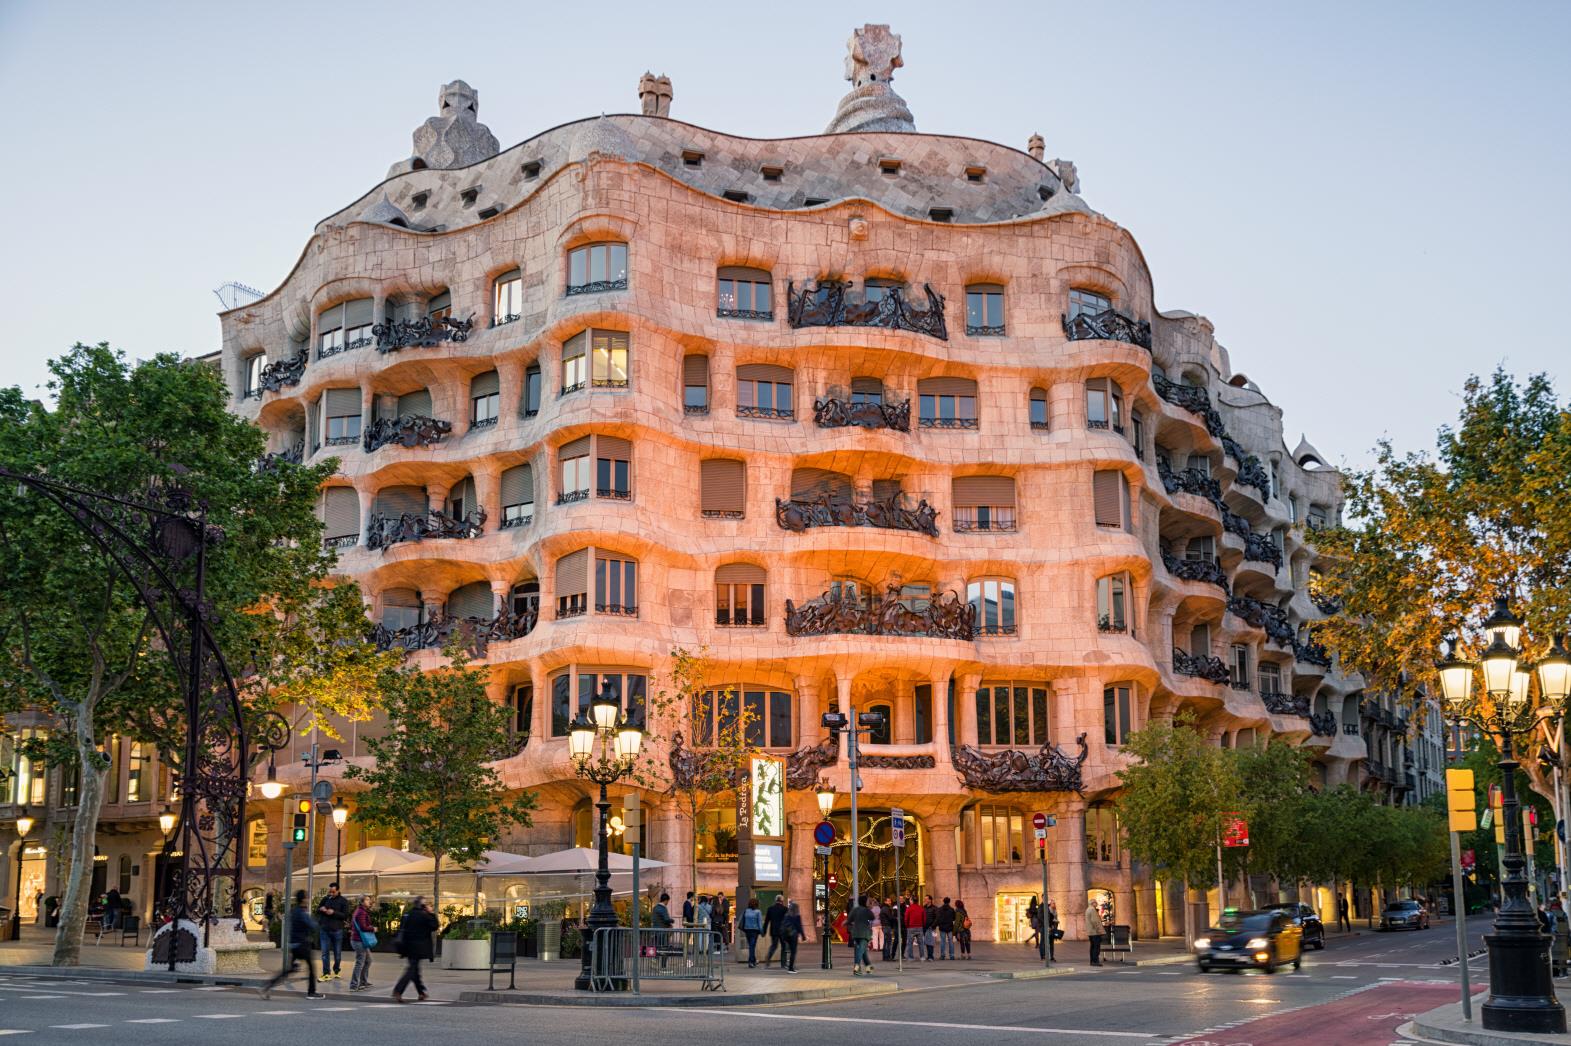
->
[262,881,434,1003]
[655,891,809,971]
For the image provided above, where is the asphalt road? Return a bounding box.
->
[0,921,1490,1045]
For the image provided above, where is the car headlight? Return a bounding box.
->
[1193,937,1210,950]
[1246,938,1269,949]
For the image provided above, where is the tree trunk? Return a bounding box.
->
[432,853,443,929]
[52,725,107,966]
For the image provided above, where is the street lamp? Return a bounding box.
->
[332,800,349,885]
[1436,598,1570,1034]
[8,809,32,943]
[569,677,643,991]
[819,706,885,913]
[158,805,177,836]
[814,781,836,969]
[258,758,284,801]
[815,782,836,818]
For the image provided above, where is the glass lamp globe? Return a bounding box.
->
[592,680,621,734]
[1481,634,1520,696]
[1509,666,1533,706]
[615,719,644,763]
[1435,648,1476,707]
[259,763,284,801]
[815,784,835,817]
[332,801,349,830]
[1537,636,1571,707]
[1483,596,1524,651]
[158,808,177,834]
[569,714,597,762]
[15,813,34,838]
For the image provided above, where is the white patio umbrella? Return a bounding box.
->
[511,847,669,918]
[304,845,423,877]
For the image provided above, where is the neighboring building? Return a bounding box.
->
[5,25,1366,942]
[1357,688,1446,807]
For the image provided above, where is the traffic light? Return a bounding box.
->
[292,797,310,842]
[1491,785,1505,846]
[1445,768,1477,833]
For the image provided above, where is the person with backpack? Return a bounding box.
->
[392,896,437,1002]
[849,894,875,975]
[261,890,325,1000]
[781,900,805,972]
[348,895,376,991]
[739,898,764,967]
[955,899,973,958]
[763,896,788,967]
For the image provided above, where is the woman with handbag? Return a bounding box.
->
[955,899,973,959]
[349,895,377,991]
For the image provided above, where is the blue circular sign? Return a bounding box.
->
[814,820,836,846]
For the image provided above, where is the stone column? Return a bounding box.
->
[925,812,960,903]
[497,358,524,430]
[795,679,822,748]
[957,671,981,747]
[787,815,818,938]
[427,483,451,515]
[357,486,376,545]
[652,800,692,900]
[834,675,853,767]
[1061,798,1087,938]
[529,664,550,741]
[931,673,953,767]
[473,461,501,527]
[490,580,511,617]
[360,385,376,431]
[893,681,915,745]
[1135,878,1159,940]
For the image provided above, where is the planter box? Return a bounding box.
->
[438,937,490,970]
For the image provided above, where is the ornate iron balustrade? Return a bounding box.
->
[1243,531,1283,569]
[362,414,452,453]
[322,534,359,550]
[966,323,1006,337]
[775,492,939,537]
[1312,593,1343,615]
[813,397,912,432]
[1343,723,1360,735]
[1262,691,1311,717]
[365,507,486,552]
[1227,595,1296,646]
[717,307,774,321]
[318,335,373,360]
[1161,548,1229,591]
[556,490,588,505]
[565,278,628,296]
[1294,635,1332,667]
[785,585,973,640]
[596,487,632,501]
[258,441,305,472]
[920,416,980,430]
[701,508,744,520]
[954,518,1016,533]
[1174,650,1231,684]
[470,417,498,431]
[592,377,630,390]
[371,602,538,655]
[500,511,533,530]
[373,314,473,353]
[1157,458,1224,503]
[1234,456,1272,499]
[976,622,1017,636]
[786,280,948,340]
[683,404,710,416]
[952,734,1089,793]
[1152,375,1226,437]
[737,405,794,420]
[595,603,639,617]
[784,735,840,790]
[1309,711,1338,737]
[1221,506,1252,538]
[1098,616,1128,634]
[257,351,308,393]
[1061,307,1152,349]
[492,313,521,328]
[860,752,937,770]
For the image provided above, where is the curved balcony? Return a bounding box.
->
[813,397,911,432]
[372,314,474,354]
[1262,690,1311,718]
[365,507,486,552]
[1158,458,1224,504]
[1294,635,1332,670]
[363,414,452,453]
[372,603,538,653]
[1174,650,1231,684]
[1221,436,1272,500]
[952,734,1089,792]
[1160,548,1228,593]
[1060,307,1152,350]
[1153,375,1224,438]
[258,351,308,394]
[259,440,305,471]
[775,493,939,538]
[1307,710,1337,738]
[1243,531,1283,571]
[786,280,948,341]
[1227,595,1296,648]
[784,586,973,640]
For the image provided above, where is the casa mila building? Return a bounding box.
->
[220,25,1366,943]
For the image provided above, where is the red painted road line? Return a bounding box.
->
[1171,981,1458,1046]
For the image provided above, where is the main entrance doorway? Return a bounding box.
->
[824,811,923,916]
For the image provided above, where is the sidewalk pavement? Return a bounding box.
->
[1407,992,1571,1046]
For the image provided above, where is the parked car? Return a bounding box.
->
[1195,910,1303,974]
[1380,899,1430,931]
[1261,901,1326,950]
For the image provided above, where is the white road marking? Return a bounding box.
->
[139,989,181,993]
[50,1025,109,1030]
[125,1019,182,1024]
[660,1010,1159,1038]
[254,1010,302,1015]
[315,1006,357,1011]
[193,1014,246,1019]
[1332,975,1358,979]
[0,1032,32,1037]
[16,997,65,1001]
[195,985,234,991]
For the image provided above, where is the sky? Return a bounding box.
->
[0,0,1566,470]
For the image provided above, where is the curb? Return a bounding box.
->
[0,963,265,988]
[460,981,897,1007]
[986,964,1080,980]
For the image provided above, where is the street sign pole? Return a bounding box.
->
[1446,767,1477,1022]
[1033,811,1050,968]
[1453,829,1473,1021]
[820,851,832,971]
[280,835,295,975]
[1216,836,1226,915]
[891,808,905,972]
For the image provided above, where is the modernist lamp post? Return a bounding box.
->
[819,707,886,910]
[1436,598,1571,1034]
[8,809,33,942]
[815,782,835,969]
[332,801,349,884]
[569,678,644,990]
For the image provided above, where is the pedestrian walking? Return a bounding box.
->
[1085,899,1105,967]
[104,888,121,931]
[1026,895,1040,948]
[903,894,926,961]
[349,895,376,991]
[715,892,732,947]
[392,896,437,1003]
[955,900,973,958]
[781,900,805,972]
[1337,895,1351,934]
[937,897,956,959]
[740,898,764,967]
[763,896,788,967]
[869,898,884,956]
[261,890,325,1000]
[652,892,675,970]
[849,894,875,975]
[317,881,350,982]
[880,897,899,962]
[1047,900,1060,961]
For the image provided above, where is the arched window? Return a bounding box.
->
[967,578,1017,636]
[737,364,794,420]
[470,371,499,428]
[500,464,534,528]
[965,283,1005,336]
[716,266,773,319]
[511,683,533,742]
[715,563,766,627]
[320,487,360,550]
[1085,802,1121,865]
[1086,377,1124,433]
[318,299,373,358]
[1029,387,1048,430]
[700,459,746,519]
[1068,288,1111,322]
[917,377,978,429]
[493,269,522,325]
[683,355,710,414]
[566,242,628,295]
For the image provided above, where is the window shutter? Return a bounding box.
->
[700,459,746,514]
[319,304,344,330]
[376,485,427,518]
[471,370,500,397]
[1190,623,1211,655]
[871,478,902,502]
[383,588,420,609]
[397,389,433,417]
[1030,387,1048,405]
[1086,377,1110,396]
[496,267,520,285]
[717,265,770,281]
[851,377,883,396]
[447,581,494,620]
[737,363,793,383]
[450,477,476,514]
[917,376,977,397]
[596,435,632,460]
[500,464,533,506]
[560,435,591,459]
[1093,470,1123,527]
[791,467,852,502]
[952,475,1015,508]
[325,387,361,416]
[428,290,451,314]
[715,563,766,585]
[563,331,587,361]
[683,354,709,386]
[344,299,374,327]
[556,549,589,597]
[322,487,359,538]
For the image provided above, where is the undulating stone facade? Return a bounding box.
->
[218,25,1369,942]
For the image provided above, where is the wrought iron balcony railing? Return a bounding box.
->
[776,492,939,537]
[1152,375,1226,438]
[257,351,308,393]
[258,440,305,472]
[365,507,485,552]
[1262,691,1311,717]
[1294,635,1332,667]
[1227,595,1296,646]
[362,414,452,453]
[1060,307,1152,349]
[716,306,774,321]
[951,733,1088,792]
[1309,711,1338,737]
[1173,650,1231,684]
[1243,531,1283,570]
[786,280,948,340]
[737,405,794,421]
[565,278,628,297]
[373,314,473,353]
[785,585,973,640]
[1157,458,1224,503]
[371,602,537,655]
[813,397,912,432]
[1160,548,1229,592]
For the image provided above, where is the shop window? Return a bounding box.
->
[696,803,739,863]
[975,682,1049,746]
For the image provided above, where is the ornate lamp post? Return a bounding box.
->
[8,809,34,942]
[569,677,644,991]
[815,782,835,970]
[1436,597,1571,1033]
[332,801,349,885]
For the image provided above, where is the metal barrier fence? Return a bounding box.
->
[590,926,726,993]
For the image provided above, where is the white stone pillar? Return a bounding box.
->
[931,674,953,767]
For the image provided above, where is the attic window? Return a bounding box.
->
[682,150,705,167]
[409,191,430,211]
[878,157,902,176]
[477,205,501,219]
[804,197,829,207]
[411,158,428,171]
[1037,184,1056,202]
[389,217,410,229]
[760,165,783,183]
[965,166,987,183]
[722,189,751,203]
[929,207,954,223]
[521,161,542,180]
[460,187,480,207]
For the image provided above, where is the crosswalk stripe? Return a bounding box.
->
[254,1010,301,1015]
[193,1014,245,1019]
[51,1025,109,1030]
[125,1019,181,1024]
[17,997,65,1001]
[139,989,181,994]
[0,1031,33,1036]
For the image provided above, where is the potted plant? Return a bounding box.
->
[437,911,494,970]
[535,900,567,961]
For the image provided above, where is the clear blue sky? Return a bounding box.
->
[1,0,1565,468]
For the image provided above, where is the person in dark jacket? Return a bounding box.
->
[923,896,938,960]
[781,900,805,972]
[317,882,350,982]
[936,898,956,959]
[104,889,121,931]
[739,898,764,967]
[903,895,926,961]
[262,890,325,999]
[955,899,973,958]
[393,896,437,1002]
[849,895,875,975]
[763,897,788,967]
[349,895,376,991]
[880,897,900,962]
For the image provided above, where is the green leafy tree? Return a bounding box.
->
[1227,740,1312,895]
[0,344,335,965]
[345,649,536,915]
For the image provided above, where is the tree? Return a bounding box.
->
[1227,740,1312,896]
[345,649,536,916]
[0,344,336,965]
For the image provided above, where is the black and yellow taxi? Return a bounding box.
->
[1194,908,1303,974]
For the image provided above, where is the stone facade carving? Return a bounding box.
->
[951,734,1088,793]
[859,752,936,770]
[388,80,500,177]
[1027,134,1044,162]
[638,72,673,117]
[785,585,973,640]
[826,24,915,134]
